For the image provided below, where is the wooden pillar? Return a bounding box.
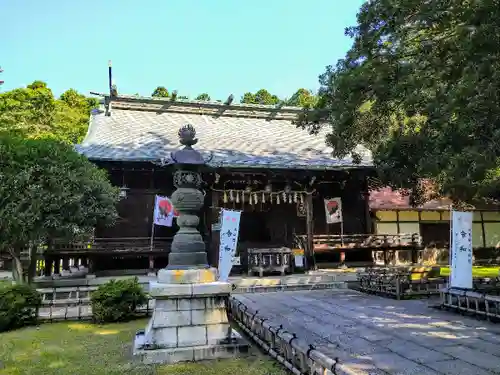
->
[305,192,316,271]
[87,256,95,274]
[53,257,61,275]
[62,257,70,271]
[210,190,220,268]
[363,191,371,234]
[43,256,53,277]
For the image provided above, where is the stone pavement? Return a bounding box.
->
[235,290,500,375]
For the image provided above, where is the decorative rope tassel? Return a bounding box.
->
[236,191,240,203]
[282,192,286,203]
[229,190,234,202]
[276,194,280,204]
[294,192,298,203]
[300,193,304,204]
[223,191,228,203]
[249,193,253,205]
[254,193,258,204]
[262,192,265,203]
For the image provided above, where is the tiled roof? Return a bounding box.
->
[76,95,373,170]
[369,187,453,210]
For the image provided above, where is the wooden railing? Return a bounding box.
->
[294,233,422,253]
[356,266,445,299]
[48,237,175,254]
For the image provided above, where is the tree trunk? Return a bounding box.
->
[8,248,24,284]
[26,245,38,284]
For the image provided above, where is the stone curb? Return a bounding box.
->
[228,297,339,375]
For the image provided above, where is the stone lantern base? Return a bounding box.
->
[133,268,249,364]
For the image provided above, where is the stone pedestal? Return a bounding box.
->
[133,268,249,364]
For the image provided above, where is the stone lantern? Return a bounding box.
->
[134,125,247,364]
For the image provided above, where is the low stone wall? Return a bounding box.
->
[228,296,338,375]
[35,274,347,304]
[35,275,348,321]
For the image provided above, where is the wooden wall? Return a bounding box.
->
[91,162,372,269]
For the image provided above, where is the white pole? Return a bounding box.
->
[448,204,453,288]
[150,221,155,252]
[150,196,157,252]
[340,220,345,246]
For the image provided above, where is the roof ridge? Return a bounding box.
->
[90,92,311,116]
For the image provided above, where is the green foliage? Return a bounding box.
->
[286,88,318,108]
[0,134,120,283]
[91,278,148,323]
[195,93,211,101]
[151,86,169,98]
[241,89,280,105]
[0,82,98,143]
[0,282,42,332]
[299,0,500,204]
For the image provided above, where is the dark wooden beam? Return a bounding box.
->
[305,192,316,271]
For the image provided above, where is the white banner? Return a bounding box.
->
[218,209,242,282]
[450,211,473,289]
[324,198,343,224]
[153,195,179,227]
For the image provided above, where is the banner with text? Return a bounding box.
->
[450,211,473,289]
[153,195,179,227]
[324,198,343,224]
[218,209,242,282]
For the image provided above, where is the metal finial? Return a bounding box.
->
[178,124,198,147]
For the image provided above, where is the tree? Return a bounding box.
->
[151,86,169,98]
[55,89,99,143]
[0,134,120,283]
[0,82,98,144]
[298,0,500,204]
[195,93,211,101]
[241,89,280,105]
[0,81,56,136]
[286,88,318,108]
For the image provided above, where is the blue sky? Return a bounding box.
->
[1,0,365,100]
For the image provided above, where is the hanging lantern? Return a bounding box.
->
[223,191,228,203]
[236,191,240,203]
[254,193,258,204]
[119,185,129,198]
[229,190,234,202]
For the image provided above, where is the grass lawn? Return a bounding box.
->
[439,266,500,278]
[0,319,287,375]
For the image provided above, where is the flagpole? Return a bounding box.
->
[448,203,453,288]
[150,221,155,252]
[150,195,157,252]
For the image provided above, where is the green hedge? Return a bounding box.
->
[90,278,148,324]
[0,282,42,332]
